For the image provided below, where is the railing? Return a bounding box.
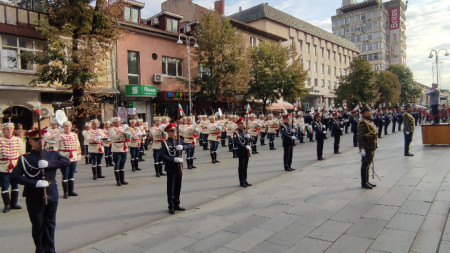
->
[0,2,48,28]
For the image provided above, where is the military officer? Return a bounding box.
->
[87,119,106,180]
[331,112,344,154]
[82,122,91,164]
[383,109,391,135]
[11,129,71,253]
[280,114,296,171]
[181,116,199,169]
[102,121,113,167]
[313,113,327,161]
[397,109,403,131]
[266,113,279,150]
[391,108,397,133]
[304,111,314,142]
[403,104,415,156]
[109,117,129,186]
[207,116,221,163]
[232,117,252,187]
[357,106,378,189]
[1,122,25,213]
[149,117,165,177]
[160,123,193,214]
[53,121,81,198]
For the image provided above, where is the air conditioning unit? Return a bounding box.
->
[184,25,192,33]
[153,74,164,83]
[151,17,159,26]
[41,108,52,117]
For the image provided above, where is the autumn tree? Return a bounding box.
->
[374,70,401,107]
[335,58,378,108]
[193,11,251,104]
[246,42,308,114]
[387,64,422,104]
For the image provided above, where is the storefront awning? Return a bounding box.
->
[266,101,294,111]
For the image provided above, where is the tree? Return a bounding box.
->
[193,11,251,104]
[24,0,122,131]
[387,64,422,104]
[374,70,401,107]
[335,58,378,108]
[246,42,308,114]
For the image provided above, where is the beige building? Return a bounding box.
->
[230,3,360,110]
[332,0,407,71]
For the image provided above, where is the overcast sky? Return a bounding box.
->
[142,0,450,89]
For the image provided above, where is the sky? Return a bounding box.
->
[141,0,450,89]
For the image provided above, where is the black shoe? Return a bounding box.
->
[289,167,295,171]
[245,182,252,186]
[63,193,68,199]
[368,182,377,187]
[284,168,293,171]
[240,183,247,188]
[362,183,373,189]
[169,208,175,214]
[174,206,186,211]
[405,153,414,156]
[318,157,326,161]
[378,136,382,138]
[334,152,341,154]
[116,181,122,186]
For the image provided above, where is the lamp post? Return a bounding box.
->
[177,34,198,116]
[428,48,449,89]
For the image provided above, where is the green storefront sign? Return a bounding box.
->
[125,85,157,97]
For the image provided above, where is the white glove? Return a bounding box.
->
[246,145,251,151]
[95,135,102,140]
[245,134,251,139]
[360,149,366,157]
[176,145,183,151]
[292,128,297,133]
[405,131,410,135]
[323,130,327,134]
[36,180,49,188]
[174,157,183,163]
[291,136,296,140]
[107,138,111,142]
[38,160,48,169]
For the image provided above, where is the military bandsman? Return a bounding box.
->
[137,119,146,162]
[247,114,261,155]
[45,121,60,150]
[219,115,228,147]
[102,121,113,167]
[313,113,327,161]
[233,117,252,187]
[266,113,279,150]
[226,115,238,157]
[87,119,106,180]
[82,122,91,164]
[125,119,143,172]
[149,117,166,177]
[331,112,344,154]
[181,116,199,169]
[350,110,359,147]
[109,117,129,186]
[207,116,221,163]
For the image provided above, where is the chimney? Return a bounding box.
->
[214,0,225,15]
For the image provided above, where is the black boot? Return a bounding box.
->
[214,152,220,163]
[254,145,259,154]
[97,166,105,178]
[120,170,128,185]
[159,163,166,176]
[361,167,372,189]
[154,164,160,177]
[191,159,197,169]
[114,171,121,186]
[187,159,192,169]
[10,190,21,209]
[260,139,266,146]
[204,142,209,150]
[221,140,226,147]
[131,159,136,172]
[62,181,68,199]
[85,155,89,164]
[105,157,110,167]
[211,153,215,164]
[2,192,10,213]
[139,152,145,162]
[92,166,98,180]
[233,149,237,158]
[68,180,78,196]
[228,145,232,152]
[134,159,141,171]
[251,145,256,154]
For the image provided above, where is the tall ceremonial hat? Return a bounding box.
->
[361,106,371,113]
[85,122,92,127]
[91,119,100,124]
[164,123,176,132]
[314,112,321,118]
[259,114,264,117]
[236,117,244,124]
[111,117,121,123]
[51,120,58,125]
[104,120,111,125]
[26,129,47,139]
[267,113,273,117]
[208,115,216,120]
[2,122,14,129]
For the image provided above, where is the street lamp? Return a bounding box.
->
[428,48,449,89]
[177,33,198,116]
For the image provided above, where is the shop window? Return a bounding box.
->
[127,51,139,84]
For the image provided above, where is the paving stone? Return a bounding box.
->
[442,214,450,242]
[377,186,414,206]
[429,201,450,215]
[267,223,316,247]
[184,231,238,253]
[385,213,425,232]
[324,234,372,253]
[308,220,353,242]
[286,237,332,253]
[398,200,432,216]
[210,247,241,253]
[408,190,438,202]
[410,230,442,253]
[330,205,370,223]
[363,204,399,220]
[435,191,450,202]
[247,241,289,253]
[346,217,388,239]
[255,203,293,218]
[142,235,197,253]
[370,228,416,253]
[223,215,270,234]
[223,227,274,252]
[184,215,233,240]
[258,213,299,232]
[296,210,335,227]
[438,240,450,253]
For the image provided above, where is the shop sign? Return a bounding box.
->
[167,92,194,100]
[125,85,157,97]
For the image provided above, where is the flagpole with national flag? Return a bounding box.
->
[178,104,185,118]
[36,101,48,205]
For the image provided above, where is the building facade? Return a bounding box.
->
[332,0,407,71]
[230,4,360,110]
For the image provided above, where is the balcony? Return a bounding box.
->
[0,1,48,30]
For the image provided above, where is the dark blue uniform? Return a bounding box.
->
[313,120,327,160]
[233,129,251,186]
[280,123,295,171]
[160,138,192,210]
[11,150,70,253]
[350,115,359,147]
[331,118,343,154]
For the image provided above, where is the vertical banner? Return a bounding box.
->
[389,7,400,64]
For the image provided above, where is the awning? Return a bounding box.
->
[266,101,294,111]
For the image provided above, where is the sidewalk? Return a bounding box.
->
[75,131,450,253]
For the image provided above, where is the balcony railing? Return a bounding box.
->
[0,1,48,28]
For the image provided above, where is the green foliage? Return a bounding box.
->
[387,64,422,104]
[192,11,251,102]
[247,42,308,113]
[374,70,401,106]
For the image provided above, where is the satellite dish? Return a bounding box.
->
[55,110,68,125]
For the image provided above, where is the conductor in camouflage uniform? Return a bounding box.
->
[357,106,378,189]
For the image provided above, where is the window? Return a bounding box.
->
[162,56,183,77]
[333,67,336,75]
[320,47,324,57]
[328,80,331,89]
[333,52,336,60]
[314,78,318,87]
[166,18,178,33]
[124,6,139,23]
[321,79,325,87]
[321,64,324,74]
[127,51,139,84]
[290,37,295,46]
[334,81,337,89]
[327,49,330,59]
[313,45,317,55]
[307,77,311,86]
[339,53,342,63]
[313,62,317,72]
[1,35,41,71]
[344,56,347,64]
[306,60,310,70]
[327,66,331,75]
[298,40,303,51]
[250,37,256,47]
[306,43,310,53]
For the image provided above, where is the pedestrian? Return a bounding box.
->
[109,117,129,186]
[357,106,378,189]
[331,112,343,154]
[53,121,81,198]
[0,122,25,213]
[11,129,71,253]
[313,113,327,161]
[280,114,296,171]
[403,104,415,156]
[87,119,106,179]
[160,123,193,214]
[233,117,252,187]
